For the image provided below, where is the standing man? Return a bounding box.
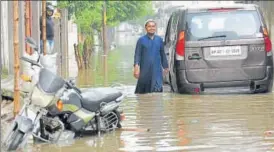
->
[40,3,55,54]
[133,19,169,94]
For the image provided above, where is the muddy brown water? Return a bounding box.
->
[23,91,274,152]
[6,35,274,151]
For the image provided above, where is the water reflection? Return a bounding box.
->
[75,45,136,88]
[73,32,138,88]
[103,55,108,87]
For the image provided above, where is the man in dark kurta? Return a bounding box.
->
[133,19,169,94]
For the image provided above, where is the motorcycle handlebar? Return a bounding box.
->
[20,56,41,67]
[66,81,81,94]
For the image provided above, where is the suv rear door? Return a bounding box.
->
[184,7,268,83]
[165,11,180,69]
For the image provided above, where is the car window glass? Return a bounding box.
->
[186,10,261,41]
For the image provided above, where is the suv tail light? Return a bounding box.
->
[262,27,272,53]
[176,31,185,60]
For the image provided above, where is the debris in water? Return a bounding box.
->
[191,120,199,124]
[264,130,274,136]
[120,128,150,132]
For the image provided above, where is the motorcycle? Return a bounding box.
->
[3,37,126,151]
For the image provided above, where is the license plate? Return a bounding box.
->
[210,46,242,56]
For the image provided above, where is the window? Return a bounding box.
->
[186,10,262,41]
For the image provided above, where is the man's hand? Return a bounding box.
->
[133,65,140,79]
[163,68,169,75]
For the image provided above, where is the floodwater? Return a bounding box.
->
[21,33,274,151]
[27,91,274,152]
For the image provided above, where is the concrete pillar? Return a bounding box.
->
[53,18,62,76]
[60,9,68,78]
[31,1,41,47]
[65,10,69,78]
[8,2,14,74]
[1,1,9,72]
[19,1,25,74]
[20,1,36,76]
[1,0,2,77]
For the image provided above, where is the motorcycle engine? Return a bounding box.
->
[42,116,62,133]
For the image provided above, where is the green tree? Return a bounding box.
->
[58,1,153,29]
[57,1,154,69]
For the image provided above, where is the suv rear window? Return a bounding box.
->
[186,10,262,41]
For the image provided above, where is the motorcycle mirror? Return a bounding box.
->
[68,77,76,85]
[25,37,38,51]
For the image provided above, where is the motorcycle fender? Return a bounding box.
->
[15,116,33,133]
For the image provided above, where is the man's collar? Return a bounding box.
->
[146,33,155,40]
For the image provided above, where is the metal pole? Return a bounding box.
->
[102,1,108,56]
[42,0,46,55]
[13,0,20,117]
[0,0,2,103]
[25,0,31,54]
[102,1,108,86]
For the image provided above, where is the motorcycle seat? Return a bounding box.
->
[81,88,123,112]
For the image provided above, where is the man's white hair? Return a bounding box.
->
[145,19,156,27]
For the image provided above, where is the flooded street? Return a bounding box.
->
[2,1,274,152]
[75,34,139,88]
[29,92,274,152]
[25,33,274,152]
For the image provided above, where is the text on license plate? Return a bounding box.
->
[210,46,242,56]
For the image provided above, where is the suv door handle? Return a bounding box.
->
[188,53,202,60]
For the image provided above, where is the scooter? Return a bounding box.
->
[3,37,125,151]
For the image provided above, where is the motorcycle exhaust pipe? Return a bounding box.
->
[100,101,119,115]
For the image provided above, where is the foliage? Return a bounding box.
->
[1,67,9,79]
[57,1,153,70]
[106,1,154,27]
[77,43,84,57]
[57,1,153,31]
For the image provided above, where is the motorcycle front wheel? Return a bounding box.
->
[6,129,25,151]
